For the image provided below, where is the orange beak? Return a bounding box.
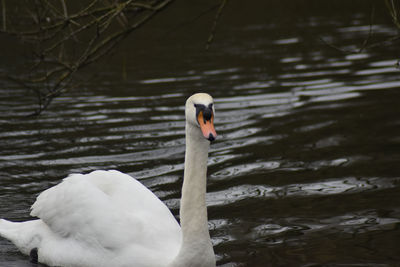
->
[197,111,217,141]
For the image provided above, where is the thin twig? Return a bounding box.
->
[318,36,354,54]
[359,6,375,52]
[386,0,400,29]
[206,0,227,50]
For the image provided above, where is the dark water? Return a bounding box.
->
[1,1,400,266]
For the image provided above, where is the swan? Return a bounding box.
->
[0,93,217,267]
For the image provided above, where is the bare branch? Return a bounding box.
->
[1,0,174,115]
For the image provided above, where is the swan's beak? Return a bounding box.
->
[197,111,217,142]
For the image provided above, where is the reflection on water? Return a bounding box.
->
[1,0,400,266]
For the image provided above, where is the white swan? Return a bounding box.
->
[0,93,217,267]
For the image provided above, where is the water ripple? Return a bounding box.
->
[207,177,396,207]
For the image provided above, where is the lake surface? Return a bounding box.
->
[1,0,400,266]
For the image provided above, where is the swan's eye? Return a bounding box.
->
[194,103,214,122]
[194,104,205,119]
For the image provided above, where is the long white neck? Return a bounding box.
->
[169,122,215,267]
[181,123,210,242]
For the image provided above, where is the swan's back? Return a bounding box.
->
[1,170,182,267]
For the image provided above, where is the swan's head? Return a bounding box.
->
[185,93,217,142]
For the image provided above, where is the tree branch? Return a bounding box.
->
[1,0,173,115]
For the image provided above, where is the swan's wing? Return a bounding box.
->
[31,170,181,254]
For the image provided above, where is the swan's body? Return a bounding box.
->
[0,170,182,266]
[0,93,217,267]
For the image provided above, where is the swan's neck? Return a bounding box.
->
[181,123,210,242]
[171,123,215,266]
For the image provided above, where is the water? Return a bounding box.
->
[1,1,400,266]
